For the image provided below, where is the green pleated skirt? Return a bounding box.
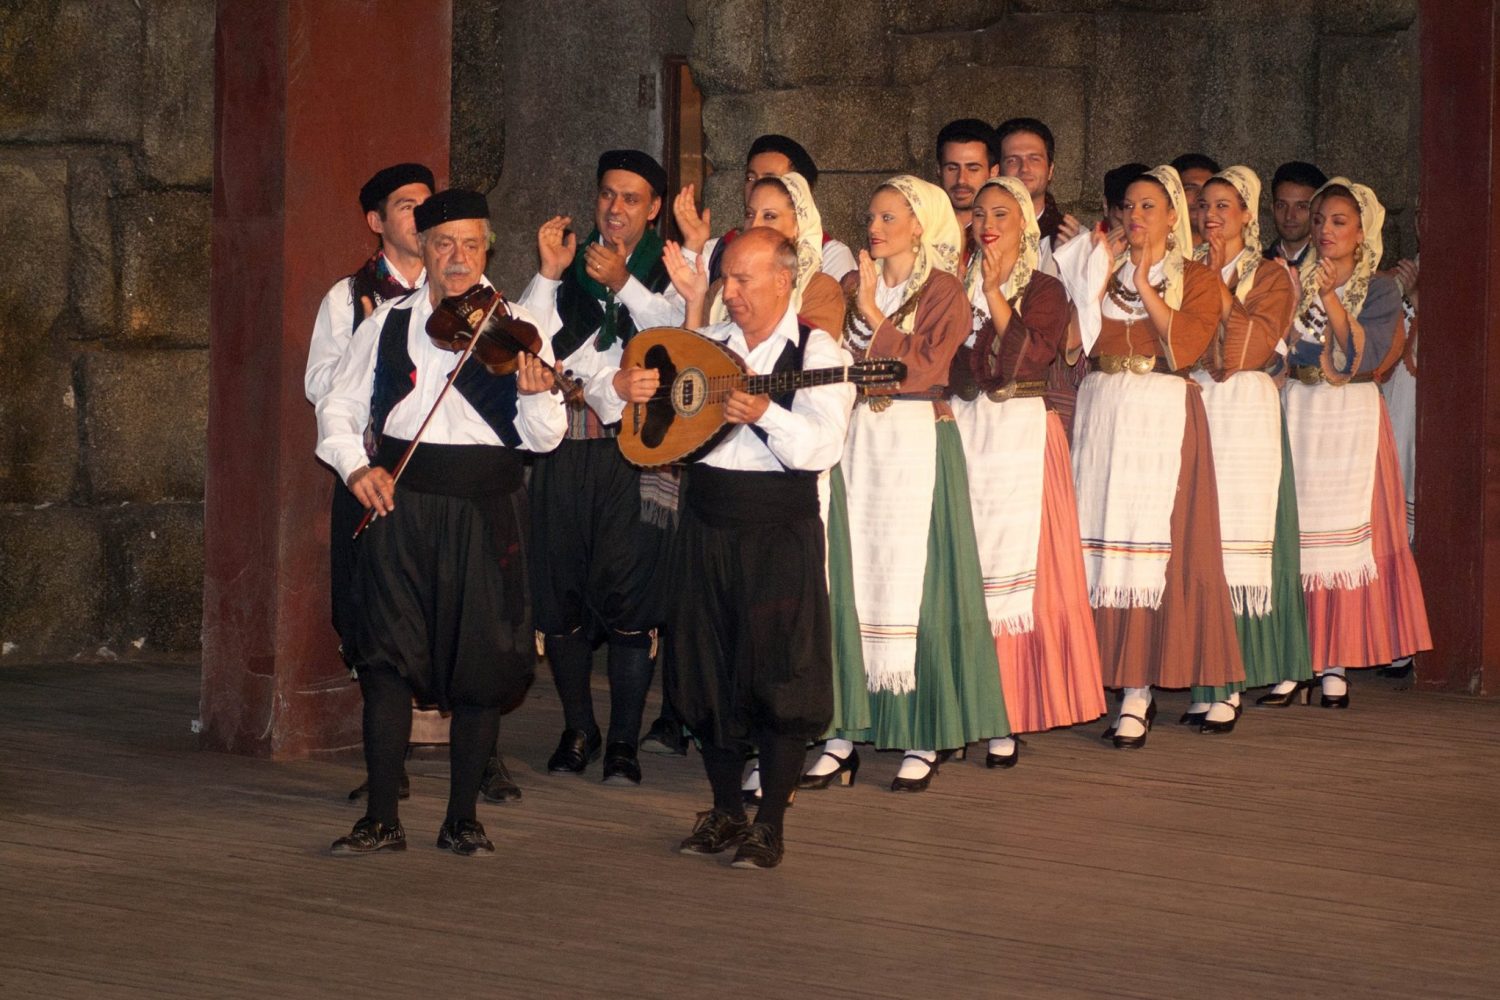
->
[825,419,1010,749]
[1193,420,1313,701]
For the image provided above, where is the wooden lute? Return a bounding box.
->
[617,326,906,468]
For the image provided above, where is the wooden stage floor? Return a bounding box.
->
[1,662,1497,998]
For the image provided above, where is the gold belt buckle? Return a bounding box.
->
[1126,355,1155,375]
[1296,365,1324,386]
[986,382,1018,403]
[1098,355,1124,375]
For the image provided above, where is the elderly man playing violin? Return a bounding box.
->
[316,189,567,857]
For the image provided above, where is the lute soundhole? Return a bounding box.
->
[673,367,709,416]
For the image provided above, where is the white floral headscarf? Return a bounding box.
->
[963,175,1040,309]
[876,174,962,332]
[1193,164,1264,302]
[1296,176,1385,324]
[709,170,823,325]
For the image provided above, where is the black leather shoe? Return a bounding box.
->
[1256,679,1315,707]
[1198,700,1243,735]
[347,769,410,802]
[1112,700,1157,750]
[547,728,602,773]
[639,717,688,756]
[1178,708,1209,726]
[330,817,406,856]
[1319,674,1351,709]
[480,756,522,803]
[601,741,642,785]
[890,753,939,793]
[730,822,785,870]
[985,737,1024,769]
[798,747,860,789]
[679,808,750,855]
[436,818,495,857]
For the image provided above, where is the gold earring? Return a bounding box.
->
[1353,244,1364,265]
[1166,232,1177,251]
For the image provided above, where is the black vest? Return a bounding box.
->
[369,302,522,449]
[747,321,815,474]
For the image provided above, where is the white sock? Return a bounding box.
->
[806,738,854,777]
[897,749,937,779]
[988,737,1016,756]
[1322,669,1348,696]
[1269,679,1297,695]
[1185,701,1211,716]
[1116,687,1153,739]
[1205,692,1240,724]
[741,764,760,793]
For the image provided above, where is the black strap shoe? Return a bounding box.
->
[436,818,495,857]
[678,808,750,855]
[347,768,411,802]
[480,756,522,803]
[601,741,642,785]
[730,823,785,870]
[547,728,603,773]
[330,817,406,856]
[639,716,689,756]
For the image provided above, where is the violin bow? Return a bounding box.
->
[351,292,511,539]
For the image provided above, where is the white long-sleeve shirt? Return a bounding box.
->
[517,267,684,425]
[695,305,854,473]
[304,254,425,405]
[315,287,567,483]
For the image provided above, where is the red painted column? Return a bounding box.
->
[1414,0,1500,694]
[202,1,452,756]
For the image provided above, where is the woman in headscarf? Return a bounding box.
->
[802,175,1009,793]
[1281,178,1430,707]
[1066,165,1245,748]
[669,172,844,337]
[1180,166,1312,727]
[951,176,1105,766]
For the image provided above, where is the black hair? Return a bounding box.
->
[746,134,818,189]
[1271,160,1329,197]
[1170,153,1221,176]
[1103,162,1149,209]
[935,118,1001,167]
[993,117,1055,163]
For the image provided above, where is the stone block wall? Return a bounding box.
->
[687,0,1420,268]
[0,0,213,663]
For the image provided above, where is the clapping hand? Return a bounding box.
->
[537,216,576,280]
[673,184,712,253]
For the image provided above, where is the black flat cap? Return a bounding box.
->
[413,189,489,232]
[597,149,667,197]
[358,162,435,213]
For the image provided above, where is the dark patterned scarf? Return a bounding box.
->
[347,251,415,335]
[553,228,667,360]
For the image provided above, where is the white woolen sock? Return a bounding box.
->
[741,763,761,793]
[1116,687,1153,739]
[988,736,1016,756]
[1269,679,1297,695]
[1322,668,1348,696]
[897,749,938,779]
[807,738,854,776]
[1205,693,1240,724]
[1185,701,1211,716]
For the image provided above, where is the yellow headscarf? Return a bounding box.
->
[963,175,1040,309]
[708,170,824,325]
[876,174,962,332]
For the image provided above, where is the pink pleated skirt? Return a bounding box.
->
[993,412,1108,732]
[1304,400,1432,670]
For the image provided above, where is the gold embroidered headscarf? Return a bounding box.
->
[1193,165,1264,302]
[963,175,1040,309]
[708,170,823,325]
[875,174,962,333]
[1296,177,1385,324]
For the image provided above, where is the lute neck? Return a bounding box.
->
[742,366,850,396]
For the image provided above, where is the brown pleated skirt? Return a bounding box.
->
[1092,385,1246,689]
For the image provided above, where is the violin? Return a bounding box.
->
[427,284,585,407]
